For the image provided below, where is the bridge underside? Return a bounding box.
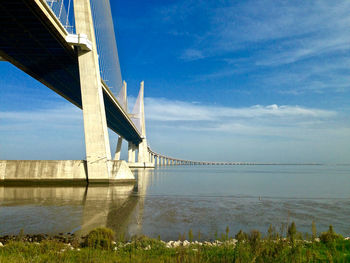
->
[0,0,141,145]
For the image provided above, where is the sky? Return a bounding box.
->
[1,0,350,163]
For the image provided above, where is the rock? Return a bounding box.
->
[173,241,182,248]
[183,240,190,247]
[145,245,151,250]
[314,238,320,242]
[166,241,174,248]
[204,241,212,246]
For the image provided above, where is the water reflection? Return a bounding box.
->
[0,169,153,237]
[1,166,350,240]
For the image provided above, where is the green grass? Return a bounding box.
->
[0,224,349,262]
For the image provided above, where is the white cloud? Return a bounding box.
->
[157,0,350,94]
[180,49,204,61]
[0,106,83,131]
[0,98,349,162]
[144,97,350,162]
[145,97,336,123]
[191,0,350,61]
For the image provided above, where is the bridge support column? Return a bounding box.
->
[114,136,123,160]
[73,0,112,182]
[132,144,137,163]
[128,142,136,163]
[137,139,149,163]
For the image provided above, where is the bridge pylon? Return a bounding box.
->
[136,81,149,163]
[128,81,154,168]
[73,0,134,182]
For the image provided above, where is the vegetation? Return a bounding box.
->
[0,223,349,262]
[83,227,114,250]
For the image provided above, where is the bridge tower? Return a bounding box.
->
[127,81,154,168]
[73,0,111,181]
[136,81,150,164]
[72,0,134,181]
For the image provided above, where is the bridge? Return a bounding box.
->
[1,0,223,184]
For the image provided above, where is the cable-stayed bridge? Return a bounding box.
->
[0,0,218,184]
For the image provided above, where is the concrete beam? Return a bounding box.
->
[66,33,92,51]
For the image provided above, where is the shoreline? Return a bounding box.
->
[0,226,349,262]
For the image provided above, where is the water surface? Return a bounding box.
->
[0,165,349,240]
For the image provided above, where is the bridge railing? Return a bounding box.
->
[45,0,75,33]
[45,0,124,112]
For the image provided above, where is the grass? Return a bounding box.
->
[0,224,349,262]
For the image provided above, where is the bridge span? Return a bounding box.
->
[0,0,153,183]
[0,0,253,184]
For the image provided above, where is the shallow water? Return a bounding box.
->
[0,165,349,240]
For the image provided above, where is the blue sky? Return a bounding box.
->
[1,0,350,163]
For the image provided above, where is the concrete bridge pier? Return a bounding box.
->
[128,142,136,163]
[73,0,134,183]
[114,136,123,161]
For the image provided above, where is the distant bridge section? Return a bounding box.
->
[147,148,321,166]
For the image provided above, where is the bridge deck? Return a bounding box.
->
[0,0,141,145]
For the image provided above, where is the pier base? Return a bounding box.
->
[128,162,155,169]
[0,160,135,184]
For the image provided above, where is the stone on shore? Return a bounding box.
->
[183,240,190,247]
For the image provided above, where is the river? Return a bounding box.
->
[0,165,349,240]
